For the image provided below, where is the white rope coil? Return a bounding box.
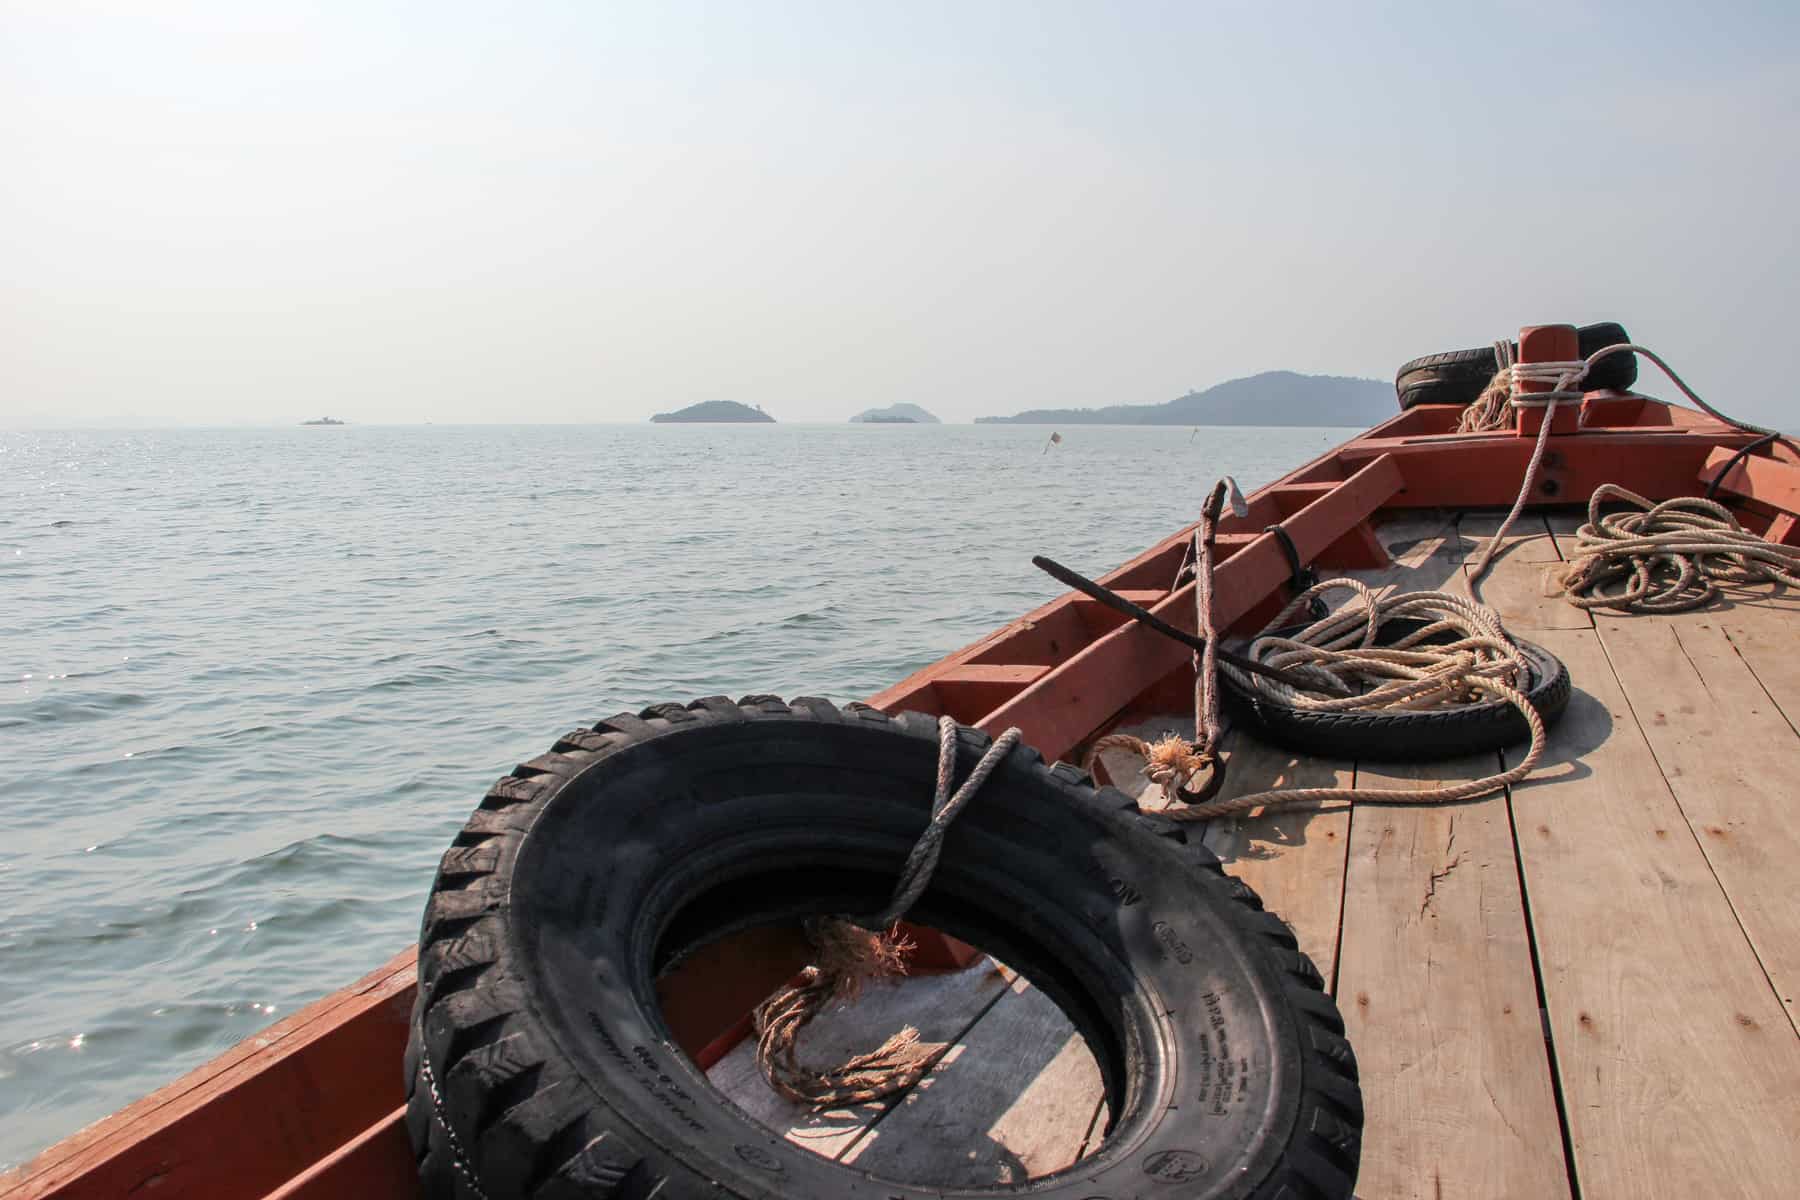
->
[1560,484,1800,612]
[1466,338,1787,588]
[1162,579,1546,821]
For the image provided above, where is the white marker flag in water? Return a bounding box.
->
[1042,431,1062,455]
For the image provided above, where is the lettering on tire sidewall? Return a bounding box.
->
[1193,990,1251,1117]
[734,1142,783,1171]
[1142,1148,1209,1182]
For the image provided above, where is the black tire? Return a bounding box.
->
[1395,321,1637,409]
[1222,637,1571,762]
[405,696,1362,1200]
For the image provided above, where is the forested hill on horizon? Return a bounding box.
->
[975,371,1391,426]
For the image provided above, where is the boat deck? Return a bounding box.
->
[714,506,1800,1198]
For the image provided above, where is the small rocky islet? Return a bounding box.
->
[649,400,775,423]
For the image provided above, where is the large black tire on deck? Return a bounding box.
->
[1394,321,1637,409]
[1221,637,1571,762]
[404,696,1362,1200]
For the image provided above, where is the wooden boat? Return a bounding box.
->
[8,325,1799,1199]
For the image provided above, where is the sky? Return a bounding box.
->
[2,1,1796,427]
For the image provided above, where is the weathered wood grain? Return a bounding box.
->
[1336,755,1570,1199]
[1510,627,1800,1197]
[1201,732,1352,988]
[707,960,1010,1160]
[1592,615,1800,1029]
[837,973,1103,1186]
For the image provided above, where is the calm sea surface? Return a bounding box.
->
[0,422,1353,1166]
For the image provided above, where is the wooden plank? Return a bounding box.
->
[1323,509,1569,1200]
[706,959,1010,1161]
[260,1108,413,1200]
[1591,615,1800,1028]
[1719,606,1800,732]
[1369,508,1468,578]
[1508,627,1800,1197]
[656,924,815,1066]
[1336,756,1570,1199]
[1200,733,1352,988]
[978,453,1405,758]
[1337,431,1758,510]
[3,951,417,1200]
[936,663,1051,686]
[1459,510,1564,564]
[1464,514,1591,630]
[1542,509,1586,548]
[836,973,1103,1186]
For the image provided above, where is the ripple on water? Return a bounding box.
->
[0,421,1348,1166]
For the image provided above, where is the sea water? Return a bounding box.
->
[0,422,1354,1165]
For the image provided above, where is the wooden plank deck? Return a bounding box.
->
[711,508,1800,1198]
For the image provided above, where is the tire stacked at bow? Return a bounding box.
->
[404,695,1363,1199]
[1395,320,1638,409]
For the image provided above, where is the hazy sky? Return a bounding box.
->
[4,1,1796,427]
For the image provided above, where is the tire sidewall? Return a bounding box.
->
[428,707,1336,1199]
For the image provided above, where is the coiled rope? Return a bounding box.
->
[753,717,1022,1108]
[1090,471,1548,820]
[1559,484,1800,612]
[1161,578,1546,821]
[1463,340,1789,591]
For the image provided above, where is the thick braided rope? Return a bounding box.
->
[866,719,1023,929]
[1086,730,1214,792]
[1456,339,1519,433]
[1466,347,1587,584]
[1467,340,1786,591]
[1559,484,1800,612]
[1163,579,1546,821]
[753,717,1021,1108]
[1096,481,1239,797]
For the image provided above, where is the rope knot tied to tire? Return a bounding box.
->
[752,716,1024,1109]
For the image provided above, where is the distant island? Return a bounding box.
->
[651,401,774,424]
[850,403,940,424]
[975,371,1390,427]
[301,417,345,426]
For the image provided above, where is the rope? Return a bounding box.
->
[1087,730,1216,794]
[1164,578,1547,821]
[753,717,1021,1108]
[1463,343,1587,584]
[1465,340,1788,590]
[1192,493,1224,755]
[1558,484,1800,613]
[1456,339,1520,433]
[864,720,1023,930]
[1092,479,1247,802]
[1091,475,1547,821]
